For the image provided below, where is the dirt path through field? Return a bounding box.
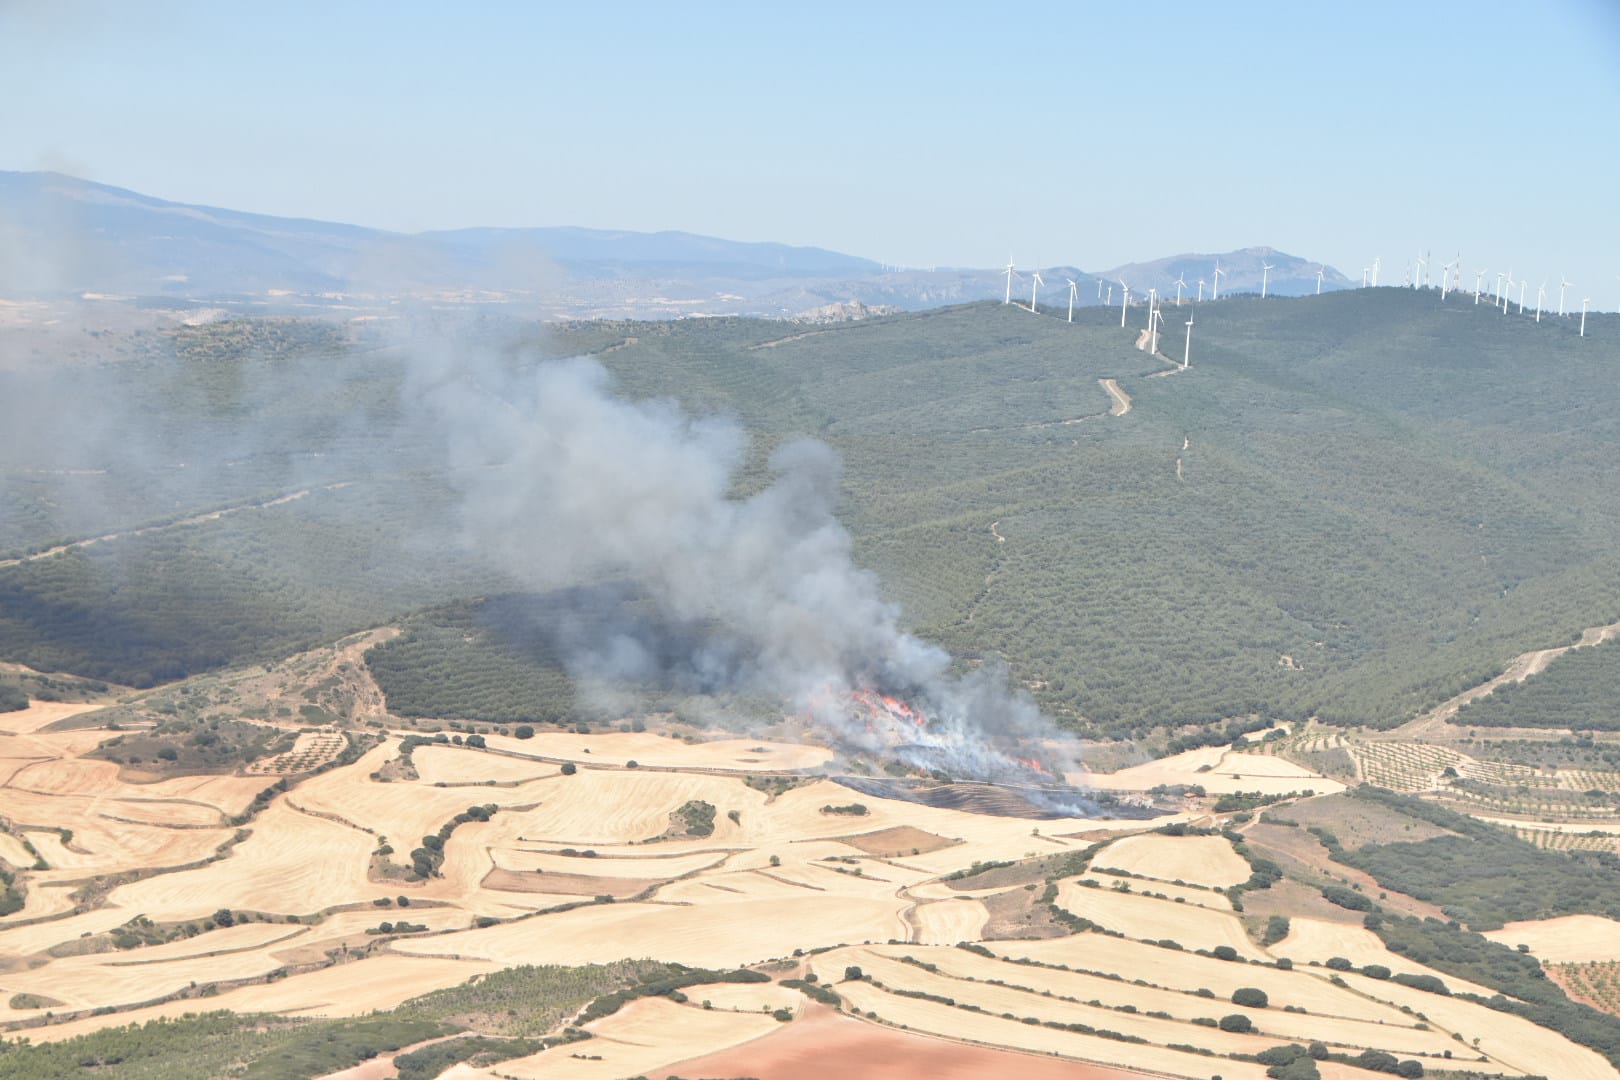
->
[1391,616,1620,738]
[1099,378,1130,416]
[0,483,352,569]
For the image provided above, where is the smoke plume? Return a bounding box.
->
[422,352,1079,783]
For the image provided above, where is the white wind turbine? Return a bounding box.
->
[1030,267,1045,312]
[1151,305,1165,354]
[1502,270,1513,312]
[1517,277,1527,314]
[1439,257,1458,301]
[1066,277,1079,322]
[1197,277,1206,302]
[1535,280,1546,322]
[1371,256,1381,286]
[1494,271,1507,306]
[1106,284,1112,305]
[1212,261,1225,300]
[1096,277,1104,299]
[1581,297,1590,337]
[1182,311,1193,369]
[1174,273,1187,306]
[1474,268,1487,304]
[1119,279,1130,327]
[1361,267,1369,287]
[1260,262,1274,298]
[1414,251,1425,289]
[1316,265,1325,296]
[1559,274,1573,316]
[1002,257,1016,304]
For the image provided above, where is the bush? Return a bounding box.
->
[1322,885,1373,912]
[560,762,577,775]
[1211,945,1239,961]
[514,725,535,739]
[1232,987,1268,1008]
[1218,1013,1252,1032]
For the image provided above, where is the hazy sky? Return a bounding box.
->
[4,1,1618,294]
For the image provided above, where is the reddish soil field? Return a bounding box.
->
[661,1004,1149,1079]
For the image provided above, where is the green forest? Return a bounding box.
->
[1452,638,1620,730]
[2,294,1618,736]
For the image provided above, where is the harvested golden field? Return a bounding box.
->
[1486,914,1620,964]
[492,995,784,1080]
[1088,831,1252,888]
[1053,878,1269,958]
[3,657,1618,1080]
[483,730,834,771]
[663,1002,1151,1080]
[1079,746,1345,796]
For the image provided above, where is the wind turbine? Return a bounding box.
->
[1316,265,1325,296]
[1517,277,1527,314]
[1030,267,1045,313]
[1581,297,1590,337]
[1439,257,1459,301]
[1414,252,1425,289]
[1182,312,1193,369]
[1371,256,1381,287]
[1502,270,1513,313]
[1174,273,1187,306]
[1197,277,1206,302]
[1559,275,1572,316]
[1494,271,1506,306]
[1361,267,1369,288]
[1119,279,1130,327]
[1002,258,1016,304]
[1066,277,1079,322]
[1096,277,1104,300]
[1260,262,1274,298]
[1212,261,1225,300]
[1474,268,1487,304]
[1106,284,1112,305]
[1535,280,1546,322]
[1150,305,1165,354]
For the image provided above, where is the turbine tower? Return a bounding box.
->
[1371,256,1381,287]
[1535,280,1546,322]
[1197,277,1206,302]
[1066,277,1079,323]
[1517,277,1527,314]
[1414,252,1425,289]
[1182,312,1193,370]
[1096,277,1104,299]
[1260,262,1274,299]
[1474,268,1487,304]
[1559,275,1573,316]
[1150,305,1164,354]
[1211,261,1225,300]
[1002,258,1016,304]
[1175,273,1187,306]
[1119,279,1130,327]
[1439,257,1459,301]
[1030,267,1045,313]
[1316,266,1325,296]
[1581,297,1590,337]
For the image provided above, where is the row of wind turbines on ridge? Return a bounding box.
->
[1002,256,1277,371]
[1383,251,1598,337]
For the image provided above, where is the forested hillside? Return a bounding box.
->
[1,294,1616,734]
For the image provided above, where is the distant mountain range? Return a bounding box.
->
[0,171,1350,319]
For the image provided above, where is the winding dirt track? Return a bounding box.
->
[1098,378,1130,416]
[0,484,351,569]
[1392,616,1620,738]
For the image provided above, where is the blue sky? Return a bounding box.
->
[4,1,1618,298]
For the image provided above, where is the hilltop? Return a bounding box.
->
[0,171,1344,319]
[0,287,1615,744]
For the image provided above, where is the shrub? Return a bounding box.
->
[1218,1013,1252,1032]
[560,762,577,775]
[1232,987,1268,1008]
[514,725,535,739]
[1211,945,1239,961]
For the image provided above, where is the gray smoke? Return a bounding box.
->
[422,352,1080,782]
